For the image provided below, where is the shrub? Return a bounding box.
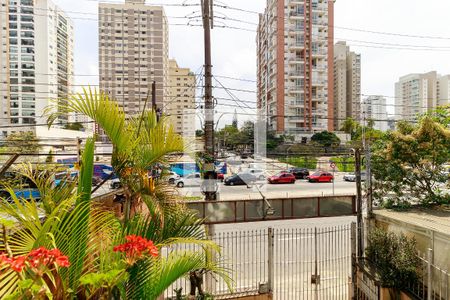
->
[365,228,420,289]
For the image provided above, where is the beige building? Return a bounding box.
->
[257,0,335,138]
[98,0,168,125]
[333,41,361,130]
[437,75,450,107]
[167,59,195,138]
[395,71,438,122]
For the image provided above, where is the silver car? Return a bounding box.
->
[343,172,367,182]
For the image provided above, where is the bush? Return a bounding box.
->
[365,228,420,289]
[331,156,355,172]
[279,157,318,169]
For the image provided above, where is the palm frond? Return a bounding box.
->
[77,138,95,203]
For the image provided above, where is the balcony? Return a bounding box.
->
[289,42,304,50]
[289,11,304,19]
[288,57,304,64]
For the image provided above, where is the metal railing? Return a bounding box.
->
[406,248,450,300]
[163,223,355,299]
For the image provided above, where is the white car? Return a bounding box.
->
[110,178,122,189]
[343,172,366,182]
[240,168,266,180]
[167,171,180,184]
[174,173,202,188]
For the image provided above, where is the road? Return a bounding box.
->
[175,174,357,200]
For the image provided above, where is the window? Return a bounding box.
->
[21,15,33,22]
[22,86,35,92]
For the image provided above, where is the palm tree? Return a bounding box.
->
[0,89,230,299]
[0,138,228,299]
[46,87,186,221]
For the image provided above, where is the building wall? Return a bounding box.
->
[167,59,195,138]
[394,71,437,122]
[362,95,388,131]
[98,1,168,119]
[437,75,450,107]
[257,0,333,137]
[333,41,360,130]
[0,0,73,136]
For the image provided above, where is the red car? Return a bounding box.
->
[217,173,225,181]
[268,172,296,184]
[307,171,334,183]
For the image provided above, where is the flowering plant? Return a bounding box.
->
[113,235,158,265]
[0,247,70,299]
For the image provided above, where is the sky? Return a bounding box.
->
[51,0,450,128]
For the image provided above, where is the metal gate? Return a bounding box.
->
[272,223,354,299]
[163,222,355,299]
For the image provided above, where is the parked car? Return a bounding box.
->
[217,173,225,182]
[174,173,202,188]
[224,173,257,186]
[288,167,310,179]
[307,171,334,183]
[167,171,180,184]
[241,168,266,180]
[267,172,296,184]
[110,178,122,189]
[92,176,103,186]
[343,172,366,182]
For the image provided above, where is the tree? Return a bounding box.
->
[64,122,84,131]
[310,131,341,147]
[195,129,204,137]
[0,88,230,299]
[340,117,359,140]
[372,115,450,206]
[5,131,40,154]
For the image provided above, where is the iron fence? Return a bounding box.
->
[406,249,450,300]
[163,223,354,299]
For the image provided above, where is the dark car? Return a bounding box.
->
[288,167,310,179]
[224,173,257,186]
[268,172,296,184]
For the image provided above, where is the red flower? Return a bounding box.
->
[114,235,158,264]
[0,254,26,272]
[27,247,70,269]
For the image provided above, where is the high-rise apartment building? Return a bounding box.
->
[437,75,450,107]
[0,0,74,136]
[333,41,360,130]
[362,95,388,132]
[98,0,168,121]
[395,71,437,122]
[167,59,195,138]
[257,0,334,138]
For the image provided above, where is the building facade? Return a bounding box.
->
[0,0,74,136]
[98,0,168,123]
[394,71,438,122]
[437,75,450,107]
[333,41,360,130]
[166,59,195,138]
[257,0,334,138]
[362,95,388,132]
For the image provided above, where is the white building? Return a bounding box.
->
[257,0,335,138]
[394,71,437,122]
[363,96,388,131]
[0,0,74,136]
[333,41,361,130]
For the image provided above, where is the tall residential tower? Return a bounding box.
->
[0,0,74,136]
[333,41,360,130]
[257,0,334,139]
[98,0,168,122]
[167,59,196,138]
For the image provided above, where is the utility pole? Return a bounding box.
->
[354,148,364,258]
[76,137,82,166]
[201,0,216,201]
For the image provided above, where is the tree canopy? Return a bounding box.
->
[371,115,450,206]
[310,131,341,147]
